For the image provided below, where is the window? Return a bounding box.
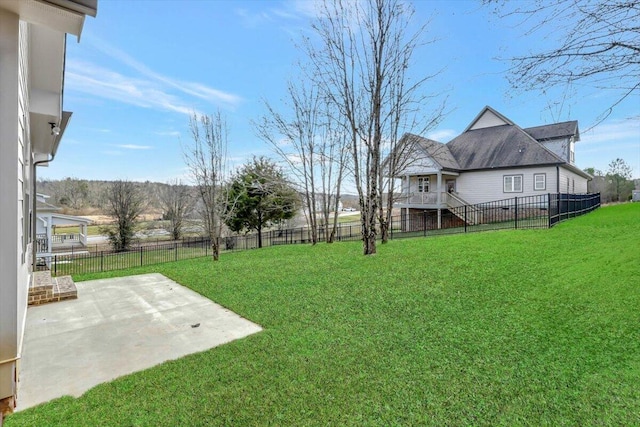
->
[417,176,429,193]
[534,173,546,191]
[569,139,575,163]
[503,175,523,193]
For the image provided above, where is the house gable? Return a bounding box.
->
[389,133,459,176]
[524,121,580,165]
[464,106,515,131]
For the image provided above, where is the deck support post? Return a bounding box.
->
[437,170,442,229]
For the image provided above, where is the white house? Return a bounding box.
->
[35,194,91,261]
[0,0,96,415]
[391,106,591,228]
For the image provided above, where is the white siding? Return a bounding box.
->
[17,20,31,359]
[540,137,570,163]
[455,166,559,204]
[401,156,438,175]
[468,109,509,130]
[0,9,21,402]
[558,167,588,193]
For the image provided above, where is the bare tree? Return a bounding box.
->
[319,113,350,243]
[58,177,90,211]
[101,180,145,252]
[308,0,444,254]
[255,80,348,244]
[158,179,194,240]
[183,112,233,261]
[485,0,640,124]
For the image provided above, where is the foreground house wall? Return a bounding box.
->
[0,0,97,414]
[0,9,30,407]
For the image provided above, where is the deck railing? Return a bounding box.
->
[398,192,448,205]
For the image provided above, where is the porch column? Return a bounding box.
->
[403,207,409,232]
[405,174,409,202]
[46,217,53,256]
[80,224,87,246]
[437,171,442,229]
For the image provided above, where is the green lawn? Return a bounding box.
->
[8,204,639,426]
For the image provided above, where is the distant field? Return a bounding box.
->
[8,203,639,426]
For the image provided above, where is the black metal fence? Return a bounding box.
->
[43,192,600,277]
[548,192,601,226]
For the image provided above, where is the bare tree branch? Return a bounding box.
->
[485,0,640,125]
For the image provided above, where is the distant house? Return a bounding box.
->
[35,194,92,261]
[390,106,591,228]
[0,0,97,415]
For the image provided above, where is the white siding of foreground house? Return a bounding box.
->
[0,11,30,403]
[454,166,561,205]
[558,167,588,194]
[1,1,96,413]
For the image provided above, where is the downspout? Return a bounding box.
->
[31,112,71,273]
[556,165,560,193]
[31,155,55,273]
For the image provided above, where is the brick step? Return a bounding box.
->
[29,271,77,305]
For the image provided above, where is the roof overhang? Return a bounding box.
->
[563,163,592,180]
[32,110,72,162]
[0,0,97,39]
[1,0,96,162]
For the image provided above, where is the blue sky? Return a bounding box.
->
[44,0,640,183]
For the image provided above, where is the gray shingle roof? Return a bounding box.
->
[524,121,579,142]
[446,124,565,170]
[410,134,460,170]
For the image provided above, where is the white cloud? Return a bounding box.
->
[579,118,640,146]
[93,39,243,109]
[235,1,319,30]
[576,116,640,178]
[426,129,457,142]
[66,61,196,115]
[155,130,182,137]
[116,144,153,150]
[66,38,243,115]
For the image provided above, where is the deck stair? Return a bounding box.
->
[29,271,77,306]
[446,192,483,225]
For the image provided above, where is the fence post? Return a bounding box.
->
[175,242,178,261]
[423,210,427,237]
[100,251,104,272]
[557,193,562,222]
[140,246,143,266]
[514,196,518,229]
[54,255,57,276]
[464,205,468,233]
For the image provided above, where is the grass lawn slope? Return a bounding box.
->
[7,203,639,426]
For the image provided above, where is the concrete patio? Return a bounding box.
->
[16,273,262,411]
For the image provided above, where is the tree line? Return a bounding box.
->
[585,158,637,204]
